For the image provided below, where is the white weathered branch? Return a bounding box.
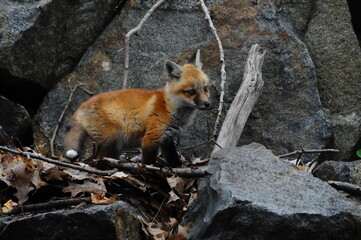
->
[199,0,226,140]
[213,44,265,153]
[123,0,167,89]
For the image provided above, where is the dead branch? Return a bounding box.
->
[104,158,208,178]
[278,148,339,158]
[5,197,91,215]
[199,0,226,140]
[328,181,361,196]
[213,44,265,153]
[0,146,207,178]
[0,146,117,176]
[50,82,82,157]
[123,0,167,89]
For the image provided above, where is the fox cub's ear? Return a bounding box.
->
[189,49,203,70]
[165,60,183,78]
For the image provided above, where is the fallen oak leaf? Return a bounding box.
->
[91,193,117,205]
[110,171,129,179]
[63,180,106,197]
[2,199,19,213]
[10,160,34,204]
[63,168,93,181]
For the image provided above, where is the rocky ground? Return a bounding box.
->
[1,0,361,239]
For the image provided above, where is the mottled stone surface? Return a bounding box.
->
[184,143,361,240]
[0,0,120,89]
[0,201,143,240]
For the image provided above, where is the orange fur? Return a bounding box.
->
[64,56,210,166]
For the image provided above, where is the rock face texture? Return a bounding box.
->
[303,0,361,161]
[33,0,331,159]
[184,143,361,240]
[0,201,143,240]
[314,160,361,187]
[277,0,361,161]
[0,0,120,89]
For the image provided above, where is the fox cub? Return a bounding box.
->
[64,50,210,167]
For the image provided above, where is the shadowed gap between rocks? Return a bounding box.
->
[0,68,47,146]
[348,0,361,45]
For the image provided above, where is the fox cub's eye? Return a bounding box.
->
[186,89,196,96]
[204,86,209,92]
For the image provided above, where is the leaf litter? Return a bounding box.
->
[0,147,208,239]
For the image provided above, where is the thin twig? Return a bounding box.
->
[180,140,210,151]
[5,197,91,215]
[0,146,117,176]
[123,0,167,89]
[278,148,339,158]
[200,0,226,140]
[151,197,166,224]
[50,82,81,157]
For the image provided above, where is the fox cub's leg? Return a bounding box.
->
[64,121,88,160]
[141,129,161,165]
[97,133,125,159]
[160,136,182,167]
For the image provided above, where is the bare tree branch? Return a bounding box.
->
[328,181,361,196]
[213,44,265,153]
[0,146,117,176]
[199,0,226,140]
[5,197,91,215]
[0,146,207,178]
[123,0,167,89]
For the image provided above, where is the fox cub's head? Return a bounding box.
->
[165,50,211,110]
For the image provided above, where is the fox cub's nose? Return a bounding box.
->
[204,101,211,108]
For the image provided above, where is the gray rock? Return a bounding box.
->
[184,143,361,240]
[0,201,143,240]
[314,160,361,187]
[33,0,331,159]
[0,0,120,89]
[303,0,361,161]
[0,95,30,140]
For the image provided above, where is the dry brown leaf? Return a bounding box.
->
[174,225,190,240]
[63,168,93,181]
[191,157,209,165]
[2,199,19,213]
[293,165,307,171]
[0,150,47,204]
[188,192,197,206]
[167,176,187,194]
[43,166,64,181]
[31,165,48,189]
[10,160,35,204]
[91,193,117,205]
[167,190,180,204]
[63,180,106,197]
[110,171,129,179]
[147,225,166,240]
